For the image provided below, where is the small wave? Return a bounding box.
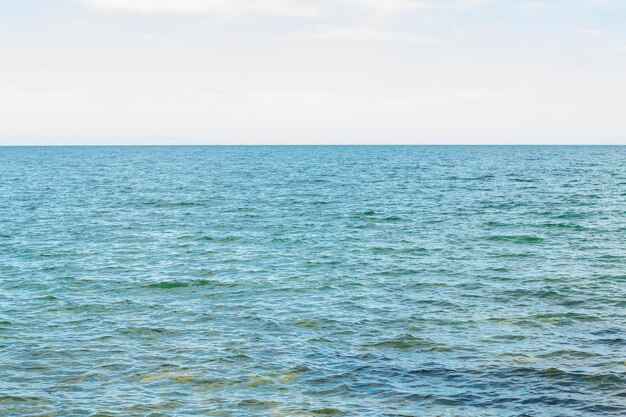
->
[537,349,600,359]
[484,220,508,227]
[367,334,438,351]
[484,334,527,342]
[506,366,625,389]
[146,281,190,289]
[309,408,344,415]
[192,279,237,288]
[530,312,601,323]
[372,269,422,277]
[498,252,536,258]
[555,212,586,219]
[197,235,239,242]
[293,318,335,329]
[540,222,588,231]
[379,216,405,222]
[141,200,205,208]
[370,246,428,255]
[119,326,174,335]
[0,395,51,403]
[501,288,563,299]
[238,399,280,407]
[146,279,237,289]
[351,211,405,222]
[595,338,626,346]
[486,235,544,244]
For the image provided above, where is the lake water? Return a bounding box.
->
[1,146,625,416]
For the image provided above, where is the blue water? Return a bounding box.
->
[1,146,625,417]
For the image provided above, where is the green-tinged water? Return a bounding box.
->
[1,146,625,416]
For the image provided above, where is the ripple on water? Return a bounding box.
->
[2,146,625,417]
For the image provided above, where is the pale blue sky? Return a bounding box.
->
[1,0,625,144]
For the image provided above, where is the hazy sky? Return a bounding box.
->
[1,0,625,144]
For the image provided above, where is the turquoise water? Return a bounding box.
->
[1,146,625,417]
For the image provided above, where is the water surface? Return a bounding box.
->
[1,146,625,416]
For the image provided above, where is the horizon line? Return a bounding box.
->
[2,143,626,147]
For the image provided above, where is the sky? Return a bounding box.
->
[1,0,625,145]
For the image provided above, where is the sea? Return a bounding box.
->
[1,146,625,417]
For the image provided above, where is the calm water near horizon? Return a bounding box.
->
[1,146,625,416]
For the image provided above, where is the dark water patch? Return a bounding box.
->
[530,312,601,324]
[293,318,338,329]
[141,200,206,208]
[555,212,587,219]
[580,404,626,414]
[310,408,345,415]
[410,298,459,309]
[484,334,528,342]
[36,294,60,301]
[598,254,626,263]
[238,399,281,407]
[379,216,405,222]
[351,211,406,222]
[591,327,623,336]
[196,269,217,277]
[0,395,51,404]
[371,268,423,277]
[486,235,544,244]
[146,281,190,289]
[366,334,437,351]
[118,326,175,335]
[192,279,238,288]
[500,288,564,299]
[370,246,428,255]
[405,281,450,289]
[487,266,509,272]
[537,350,601,359]
[594,338,625,346]
[508,177,537,183]
[197,235,240,242]
[190,377,240,389]
[486,317,544,328]
[540,222,588,231]
[484,220,509,227]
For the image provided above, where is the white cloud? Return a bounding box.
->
[76,0,321,18]
[2,0,625,144]
[521,1,547,10]
[0,86,517,142]
[580,28,606,36]
[343,0,497,10]
[76,0,496,18]
[586,0,618,6]
[590,44,626,56]
[0,85,87,111]
[306,27,435,43]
